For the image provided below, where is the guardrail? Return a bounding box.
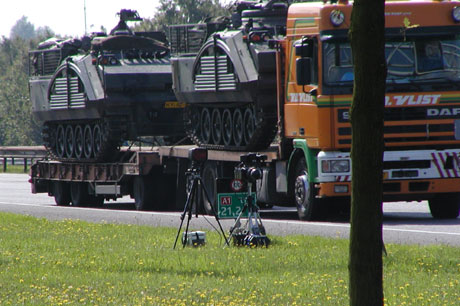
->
[0,146,47,173]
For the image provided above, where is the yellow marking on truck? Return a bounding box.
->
[164,101,186,108]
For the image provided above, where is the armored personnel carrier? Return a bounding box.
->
[29,10,185,162]
[171,0,289,151]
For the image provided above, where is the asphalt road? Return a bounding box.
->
[1,174,460,246]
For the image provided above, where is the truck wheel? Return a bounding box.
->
[52,181,71,206]
[428,193,460,219]
[88,196,104,208]
[70,182,90,207]
[202,161,218,215]
[294,158,322,220]
[133,176,155,210]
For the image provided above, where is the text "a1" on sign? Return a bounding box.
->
[220,196,232,206]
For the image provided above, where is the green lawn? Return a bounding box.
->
[0,164,28,174]
[0,212,459,305]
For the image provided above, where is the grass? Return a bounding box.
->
[0,212,459,305]
[0,164,28,174]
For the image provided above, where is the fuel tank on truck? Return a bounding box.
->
[29,9,186,162]
[171,0,289,151]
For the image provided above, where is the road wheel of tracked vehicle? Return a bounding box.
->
[52,181,71,206]
[74,125,84,159]
[211,109,222,145]
[294,158,323,221]
[222,108,233,146]
[428,193,460,219]
[201,108,211,144]
[202,161,218,215]
[233,108,244,146]
[64,125,74,159]
[93,124,103,158]
[83,124,93,159]
[243,107,256,145]
[56,125,66,158]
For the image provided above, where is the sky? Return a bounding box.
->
[1,0,162,38]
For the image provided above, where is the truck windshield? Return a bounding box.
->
[323,38,460,92]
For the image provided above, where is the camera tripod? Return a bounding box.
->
[173,165,229,249]
[229,182,270,247]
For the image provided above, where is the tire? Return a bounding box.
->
[56,124,66,158]
[243,107,256,145]
[70,182,91,207]
[133,176,155,211]
[294,158,323,220]
[52,181,71,206]
[201,161,218,215]
[201,108,211,144]
[83,124,93,159]
[74,125,84,159]
[211,109,222,145]
[88,195,104,208]
[428,193,460,219]
[233,108,244,146]
[64,125,74,158]
[222,108,233,146]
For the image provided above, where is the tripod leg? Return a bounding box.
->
[229,203,248,237]
[173,178,197,249]
[199,178,230,246]
[182,182,196,248]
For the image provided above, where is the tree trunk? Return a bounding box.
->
[348,0,386,305]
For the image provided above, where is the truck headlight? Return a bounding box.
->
[322,160,350,173]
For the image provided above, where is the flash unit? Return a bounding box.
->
[188,148,208,162]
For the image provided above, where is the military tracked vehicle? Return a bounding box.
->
[170,0,290,151]
[29,9,185,162]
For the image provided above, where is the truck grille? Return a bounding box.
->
[337,106,460,147]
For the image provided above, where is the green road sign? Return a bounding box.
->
[217,192,255,219]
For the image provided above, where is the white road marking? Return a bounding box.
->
[1,201,459,237]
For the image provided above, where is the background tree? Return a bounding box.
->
[10,16,35,40]
[0,18,55,146]
[348,0,386,305]
[134,0,229,31]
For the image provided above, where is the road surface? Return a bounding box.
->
[1,174,459,246]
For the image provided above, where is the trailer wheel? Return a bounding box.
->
[428,193,460,219]
[89,196,104,208]
[202,161,218,215]
[133,176,155,210]
[70,182,91,207]
[52,181,71,206]
[294,158,323,220]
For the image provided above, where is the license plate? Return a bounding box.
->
[164,101,186,108]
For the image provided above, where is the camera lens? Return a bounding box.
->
[247,167,262,181]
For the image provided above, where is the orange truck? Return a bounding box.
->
[279,0,460,219]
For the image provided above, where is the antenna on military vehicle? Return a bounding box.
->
[84,0,88,35]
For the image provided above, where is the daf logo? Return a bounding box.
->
[427,108,460,117]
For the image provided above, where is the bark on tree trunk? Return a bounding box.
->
[348,0,386,305]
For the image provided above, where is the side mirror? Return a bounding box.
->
[295,41,313,57]
[296,58,312,85]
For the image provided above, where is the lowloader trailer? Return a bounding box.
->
[29,145,280,213]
